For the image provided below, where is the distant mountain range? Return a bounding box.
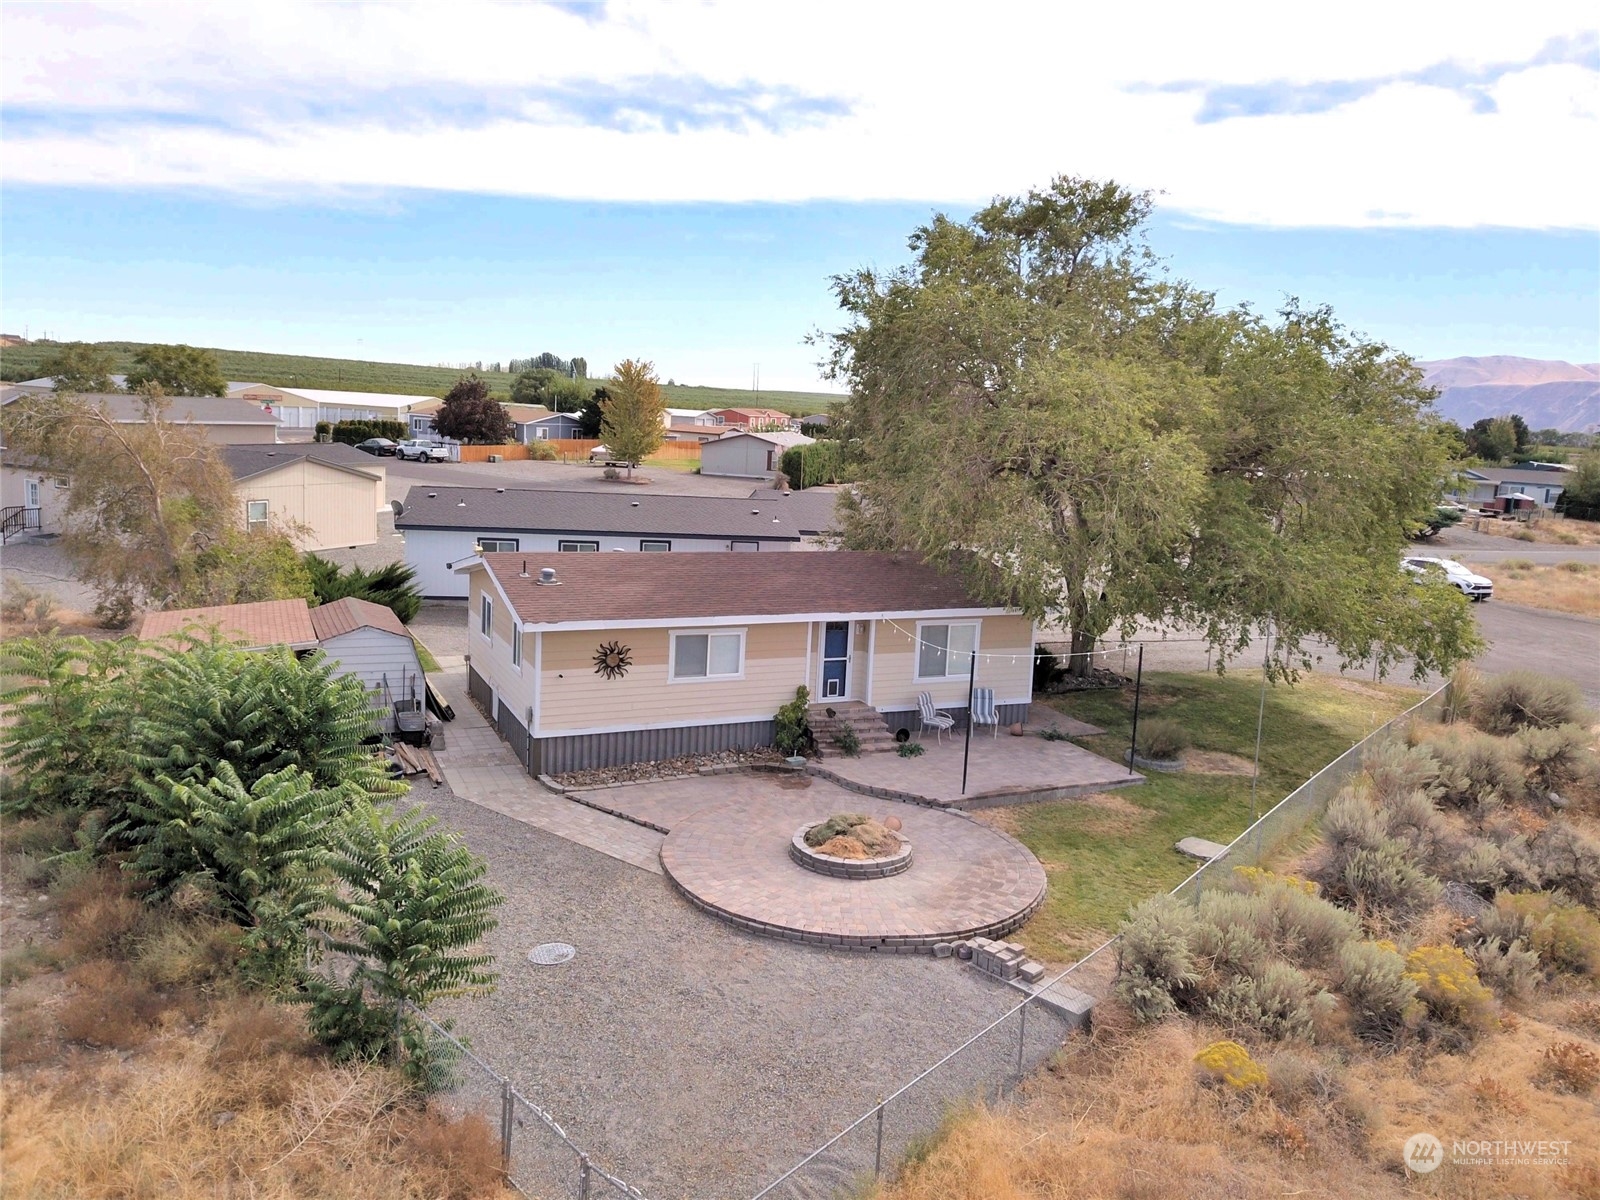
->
[1418,356,1599,434]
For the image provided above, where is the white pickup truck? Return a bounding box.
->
[395,440,449,463]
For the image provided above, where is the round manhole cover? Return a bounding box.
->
[528,942,576,966]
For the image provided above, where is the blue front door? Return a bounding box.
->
[821,621,849,699]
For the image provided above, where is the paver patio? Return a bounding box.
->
[634,775,1048,950]
[811,722,1143,808]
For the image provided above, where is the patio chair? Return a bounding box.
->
[971,687,1000,738]
[917,691,956,743]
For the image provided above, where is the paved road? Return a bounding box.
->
[1474,602,1600,706]
[1429,525,1600,565]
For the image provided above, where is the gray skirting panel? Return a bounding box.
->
[467,665,493,710]
[494,701,531,770]
[878,702,1030,739]
[532,719,777,774]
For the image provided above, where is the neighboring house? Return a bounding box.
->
[521,411,585,441]
[139,596,424,734]
[458,551,1035,774]
[663,420,726,444]
[699,430,814,479]
[395,485,832,597]
[273,387,440,426]
[797,413,832,433]
[223,444,387,550]
[663,408,716,427]
[1454,465,1572,509]
[0,439,384,550]
[708,407,797,432]
[0,391,280,444]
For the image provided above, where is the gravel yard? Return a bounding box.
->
[408,601,468,658]
[415,786,1067,1200]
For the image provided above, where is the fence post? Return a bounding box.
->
[578,1152,592,1199]
[1016,999,1028,1075]
[873,1100,885,1178]
[500,1079,513,1176]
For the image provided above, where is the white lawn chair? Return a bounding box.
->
[972,687,1000,738]
[917,691,955,743]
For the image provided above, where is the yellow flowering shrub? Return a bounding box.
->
[1232,867,1319,896]
[1405,945,1497,1034]
[1193,1039,1268,1091]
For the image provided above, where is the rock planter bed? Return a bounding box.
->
[1125,749,1186,773]
[551,747,784,790]
[791,823,913,879]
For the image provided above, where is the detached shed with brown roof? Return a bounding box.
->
[139,596,423,733]
[454,551,1035,774]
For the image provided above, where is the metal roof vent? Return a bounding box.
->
[751,509,760,514]
[536,567,560,586]
[426,492,437,499]
[528,942,575,966]
[457,499,467,507]
[518,560,530,578]
[630,500,640,506]
[497,487,506,493]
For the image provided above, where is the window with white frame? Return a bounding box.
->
[478,537,519,552]
[245,499,269,532]
[558,540,600,552]
[639,539,671,551]
[916,622,977,680]
[670,629,744,681]
[480,594,493,638]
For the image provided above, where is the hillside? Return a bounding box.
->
[0,340,844,416]
[1419,356,1600,433]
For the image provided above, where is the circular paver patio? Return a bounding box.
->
[659,792,1047,952]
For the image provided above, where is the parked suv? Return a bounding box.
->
[395,440,449,462]
[1402,556,1493,602]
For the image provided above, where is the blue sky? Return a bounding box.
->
[2,2,1596,390]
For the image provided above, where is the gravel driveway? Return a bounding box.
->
[415,787,1066,1200]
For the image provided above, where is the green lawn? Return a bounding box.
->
[1014,671,1422,960]
[0,340,844,415]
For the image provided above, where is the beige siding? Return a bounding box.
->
[0,463,72,534]
[538,622,808,734]
[206,424,279,445]
[239,460,381,550]
[467,572,533,718]
[869,614,1033,710]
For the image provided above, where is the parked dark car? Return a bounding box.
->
[355,438,399,456]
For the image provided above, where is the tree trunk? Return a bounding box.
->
[1067,625,1099,679]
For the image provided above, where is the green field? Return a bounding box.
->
[0,340,844,416]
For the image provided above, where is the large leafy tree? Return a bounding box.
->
[39,342,117,393]
[510,366,585,411]
[1465,416,1519,463]
[600,359,665,476]
[2,392,311,622]
[124,343,227,396]
[433,373,513,443]
[825,175,1479,680]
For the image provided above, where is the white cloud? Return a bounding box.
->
[1,0,1595,227]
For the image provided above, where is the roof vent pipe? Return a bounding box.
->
[518,560,530,578]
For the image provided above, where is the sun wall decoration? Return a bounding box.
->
[592,640,633,680]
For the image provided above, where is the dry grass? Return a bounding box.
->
[1465,560,1600,617]
[868,1002,1600,1200]
[1465,513,1600,546]
[1,1009,506,1199]
[0,843,509,1200]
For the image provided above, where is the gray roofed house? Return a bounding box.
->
[1454,464,1573,509]
[1,391,280,444]
[395,484,837,597]
[221,442,384,482]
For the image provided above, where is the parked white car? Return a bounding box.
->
[1402,556,1493,602]
[395,440,449,462]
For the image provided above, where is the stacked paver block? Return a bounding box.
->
[969,937,1036,981]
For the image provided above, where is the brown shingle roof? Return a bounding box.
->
[308,597,410,640]
[476,551,1000,627]
[138,599,318,649]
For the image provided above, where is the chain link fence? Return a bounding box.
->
[746,939,1118,1200]
[747,682,1446,1200]
[302,936,651,1199]
[1168,683,1445,905]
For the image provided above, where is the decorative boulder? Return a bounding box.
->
[883,815,903,832]
[1009,723,1025,736]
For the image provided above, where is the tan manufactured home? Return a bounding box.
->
[458,551,1035,774]
[222,444,387,550]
